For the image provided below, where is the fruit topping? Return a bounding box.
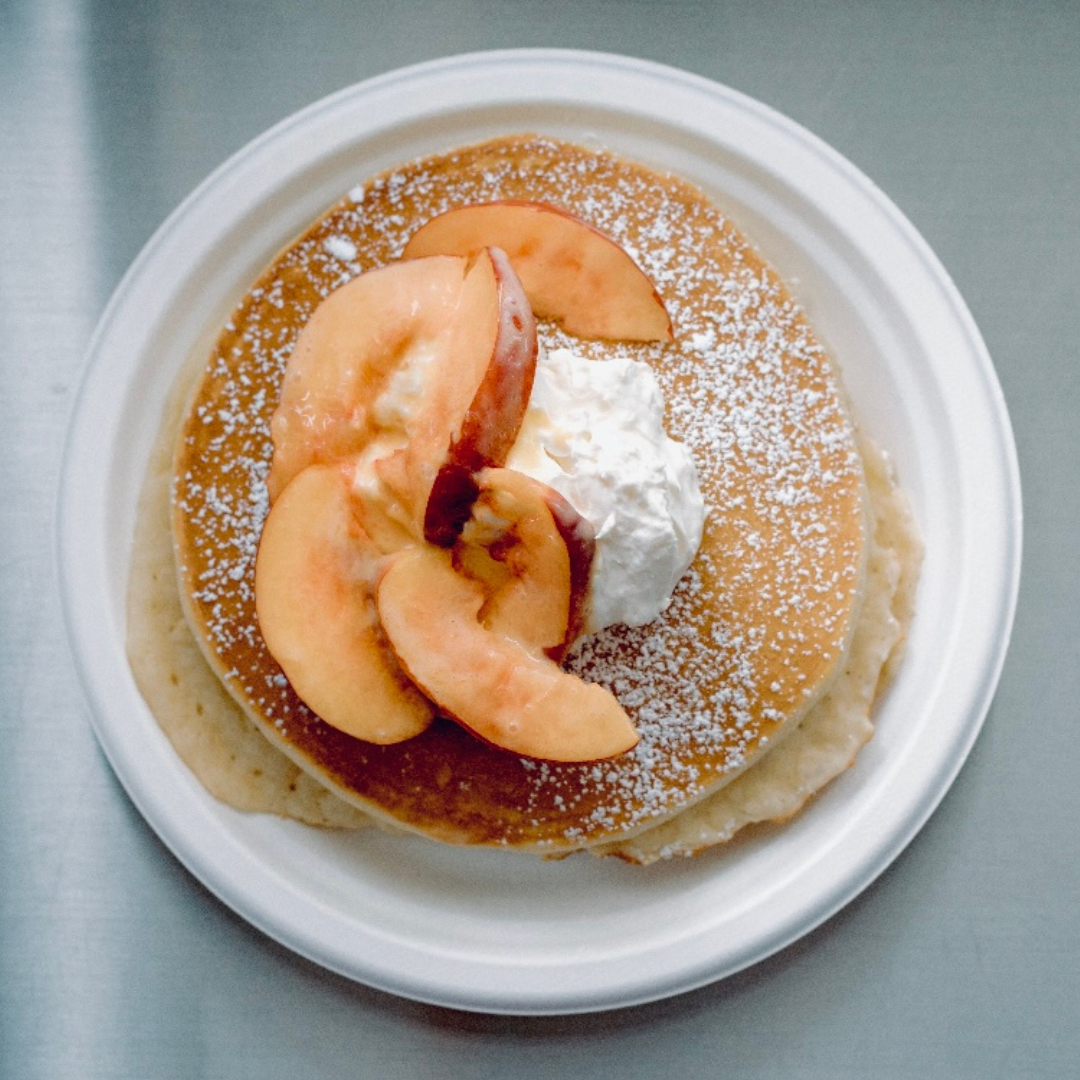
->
[254,462,434,743]
[252,208,677,759]
[457,467,595,661]
[419,247,538,546]
[403,200,673,342]
[376,545,638,763]
[266,255,483,504]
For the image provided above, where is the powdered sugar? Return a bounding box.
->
[171,136,865,846]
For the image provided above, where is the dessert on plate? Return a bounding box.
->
[127,135,921,862]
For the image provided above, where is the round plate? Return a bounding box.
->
[57,49,1021,1014]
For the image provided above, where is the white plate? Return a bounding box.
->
[57,49,1022,1015]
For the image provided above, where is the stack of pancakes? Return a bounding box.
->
[127,135,920,862]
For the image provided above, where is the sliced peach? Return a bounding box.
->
[415,247,538,546]
[370,247,538,543]
[450,249,539,470]
[459,468,594,660]
[403,201,672,342]
[265,254,497,505]
[376,546,637,763]
[254,462,434,743]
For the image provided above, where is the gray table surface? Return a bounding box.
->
[2,1,1077,1076]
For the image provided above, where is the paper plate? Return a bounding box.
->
[57,49,1021,1014]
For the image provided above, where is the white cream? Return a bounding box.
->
[506,347,705,633]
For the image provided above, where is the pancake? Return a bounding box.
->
[152,134,915,855]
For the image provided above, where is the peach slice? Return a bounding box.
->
[265,254,498,505]
[458,468,594,660]
[403,201,673,342]
[254,462,434,744]
[408,247,538,546]
[376,545,637,763]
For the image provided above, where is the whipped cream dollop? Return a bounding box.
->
[506,347,705,633]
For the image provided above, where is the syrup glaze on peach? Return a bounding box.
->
[172,135,866,850]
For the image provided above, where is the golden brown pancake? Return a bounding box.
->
[167,135,880,853]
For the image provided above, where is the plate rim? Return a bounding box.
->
[56,47,1022,1015]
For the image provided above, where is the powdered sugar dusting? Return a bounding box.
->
[172,136,865,848]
